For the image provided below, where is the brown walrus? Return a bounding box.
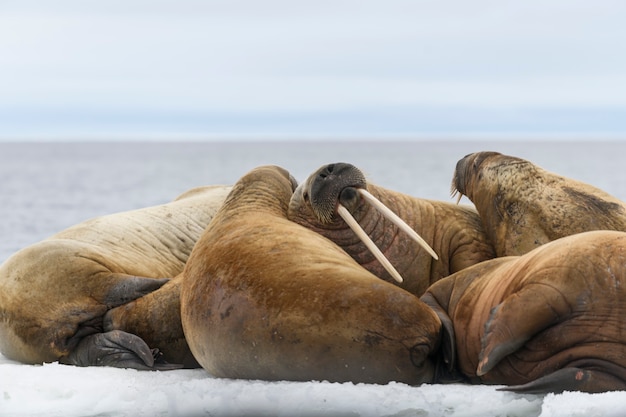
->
[452,151,626,256]
[0,185,230,369]
[180,165,442,385]
[287,162,496,296]
[422,230,626,393]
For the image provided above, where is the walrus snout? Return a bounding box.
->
[312,162,366,201]
[316,162,366,184]
[451,151,502,203]
[305,162,367,224]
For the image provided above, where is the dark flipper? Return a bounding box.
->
[60,330,183,370]
[501,367,626,394]
[477,283,571,376]
[421,292,456,375]
[103,275,170,308]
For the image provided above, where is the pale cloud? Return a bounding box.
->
[1,0,625,138]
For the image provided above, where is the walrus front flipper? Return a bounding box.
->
[501,367,626,394]
[103,275,170,308]
[477,284,571,376]
[60,330,183,370]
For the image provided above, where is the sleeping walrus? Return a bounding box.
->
[451,151,626,256]
[422,230,626,393]
[0,185,230,369]
[180,165,442,385]
[287,162,496,296]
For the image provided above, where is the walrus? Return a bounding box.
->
[0,185,230,369]
[287,162,496,296]
[451,151,626,256]
[180,165,442,385]
[422,230,626,393]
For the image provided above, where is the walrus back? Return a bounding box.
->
[425,230,626,393]
[182,214,441,385]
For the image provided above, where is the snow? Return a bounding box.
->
[2,354,625,417]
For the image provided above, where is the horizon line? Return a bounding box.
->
[0,131,625,143]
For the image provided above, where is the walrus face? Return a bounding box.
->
[299,162,367,224]
[451,151,529,203]
[451,151,501,202]
[290,162,438,283]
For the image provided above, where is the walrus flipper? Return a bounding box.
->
[60,330,183,370]
[103,275,170,308]
[501,367,626,394]
[421,292,456,374]
[477,284,571,376]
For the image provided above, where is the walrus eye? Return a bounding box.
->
[410,343,431,369]
[303,191,309,202]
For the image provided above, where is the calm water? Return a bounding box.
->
[1,140,625,263]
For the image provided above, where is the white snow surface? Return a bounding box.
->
[2,354,625,417]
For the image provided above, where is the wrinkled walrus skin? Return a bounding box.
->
[452,151,626,256]
[288,162,496,296]
[422,230,626,394]
[180,165,443,385]
[0,185,230,369]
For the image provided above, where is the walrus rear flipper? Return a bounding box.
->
[103,275,170,308]
[60,330,183,370]
[501,367,626,394]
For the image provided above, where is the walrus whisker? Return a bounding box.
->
[357,189,439,261]
[450,185,464,205]
[337,204,404,283]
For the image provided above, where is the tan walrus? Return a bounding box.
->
[451,151,626,256]
[422,230,626,393]
[180,165,442,385]
[0,185,230,369]
[287,162,496,296]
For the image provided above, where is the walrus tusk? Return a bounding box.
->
[357,189,439,261]
[337,204,404,283]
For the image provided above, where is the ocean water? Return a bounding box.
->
[1,139,625,263]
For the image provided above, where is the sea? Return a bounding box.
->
[1,139,625,264]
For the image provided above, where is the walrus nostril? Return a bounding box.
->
[319,164,335,179]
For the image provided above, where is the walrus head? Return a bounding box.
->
[451,151,626,258]
[451,151,508,203]
[289,162,438,283]
[296,162,367,224]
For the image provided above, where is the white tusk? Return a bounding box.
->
[357,189,439,261]
[337,204,404,283]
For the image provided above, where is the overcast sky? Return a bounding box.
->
[1,0,625,140]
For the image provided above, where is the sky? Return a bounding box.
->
[1,0,626,140]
